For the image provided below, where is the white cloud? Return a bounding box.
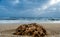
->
[49,0,60,5]
[41,5,48,10]
[40,0,60,10]
[0,6,8,11]
[11,0,20,5]
[50,0,57,5]
[27,0,60,16]
[15,0,19,4]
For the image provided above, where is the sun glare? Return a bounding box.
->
[41,0,60,10]
[50,0,60,5]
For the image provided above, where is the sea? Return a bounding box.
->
[0,17,60,23]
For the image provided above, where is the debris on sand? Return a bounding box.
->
[13,23,47,37]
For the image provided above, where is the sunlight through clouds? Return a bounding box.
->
[50,0,60,5]
[0,0,60,17]
[36,0,60,12]
[28,0,60,17]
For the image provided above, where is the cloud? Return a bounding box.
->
[23,0,60,17]
[36,1,60,17]
[29,0,60,17]
[41,0,60,10]
[0,0,52,17]
[0,6,8,11]
[50,0,60,5]
[12,0,20,5]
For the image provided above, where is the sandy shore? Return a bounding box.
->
[0,23,60,37]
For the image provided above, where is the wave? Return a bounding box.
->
[0,17,60,23]
[0,20,60,23]
[0,17,60,21]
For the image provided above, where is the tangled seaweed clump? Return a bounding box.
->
[13,23,47,37]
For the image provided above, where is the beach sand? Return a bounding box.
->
[0,23,60,37]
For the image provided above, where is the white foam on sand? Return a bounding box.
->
[49,21,60,23]
[0,20,60,24]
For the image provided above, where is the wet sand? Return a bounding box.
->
[0,23,60,37]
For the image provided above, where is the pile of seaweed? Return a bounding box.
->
[13,23,47,37]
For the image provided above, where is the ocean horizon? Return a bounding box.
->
[0,17,60,23]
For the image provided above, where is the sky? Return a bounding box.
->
[0,0,60,17]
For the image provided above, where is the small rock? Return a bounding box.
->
[13,23,47,37]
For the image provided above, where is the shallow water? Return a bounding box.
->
[0,20,60,24]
